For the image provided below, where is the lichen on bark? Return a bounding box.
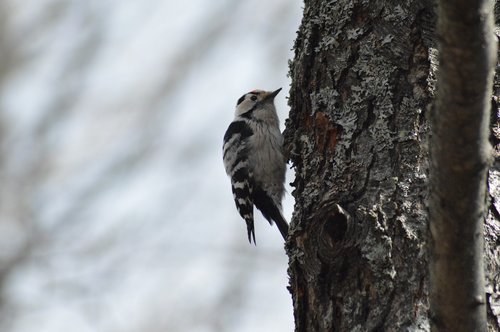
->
[284,0,500,330]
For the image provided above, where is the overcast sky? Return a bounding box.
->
[0,1,302,331]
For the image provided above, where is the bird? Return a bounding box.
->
[222,88,289,244]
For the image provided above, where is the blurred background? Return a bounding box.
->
[0,1,301,331]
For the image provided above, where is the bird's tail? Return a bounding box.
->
[274,211,289,241]
[252,187,289,241]
[245,218,256,245]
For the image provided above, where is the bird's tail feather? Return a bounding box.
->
[253,187,289,241]
[246,218,256,245]
[274,211,289,241]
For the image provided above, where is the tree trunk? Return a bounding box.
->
[429,0,497,331]
[284,0,500,331]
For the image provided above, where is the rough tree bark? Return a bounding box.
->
[429,0,497,331]
[284,0,500,331]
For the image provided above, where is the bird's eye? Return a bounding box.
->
[250,95,257,101]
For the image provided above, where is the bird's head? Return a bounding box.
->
[234,88,282,119]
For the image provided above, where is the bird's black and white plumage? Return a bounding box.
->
[223,88,288,244]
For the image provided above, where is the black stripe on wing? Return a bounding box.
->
[232,168,250,184]
[223,120,253,145]
[222,120,253,161]
[231,172,256,244]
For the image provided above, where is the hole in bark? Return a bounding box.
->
[323,212,348,242]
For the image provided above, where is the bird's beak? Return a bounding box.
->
[265,88,282,100]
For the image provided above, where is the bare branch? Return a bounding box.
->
[429,0,497,331]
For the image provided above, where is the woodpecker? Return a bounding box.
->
[222,88,288,244]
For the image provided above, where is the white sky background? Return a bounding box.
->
[0,1,302,331]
